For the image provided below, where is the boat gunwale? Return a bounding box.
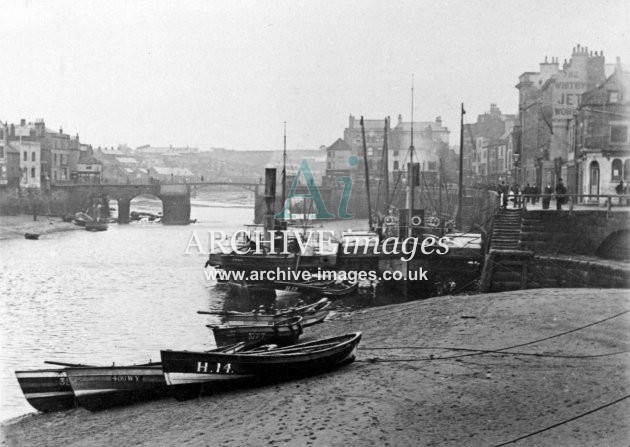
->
[162,332,361,362]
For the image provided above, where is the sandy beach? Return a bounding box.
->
[0,215,80,241]
[1,288,629,446]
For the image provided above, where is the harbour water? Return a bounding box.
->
[0,202,258,420]
[0,201,403,421]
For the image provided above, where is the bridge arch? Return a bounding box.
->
[596,229,630,261]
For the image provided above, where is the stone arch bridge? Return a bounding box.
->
[54,181,259,224]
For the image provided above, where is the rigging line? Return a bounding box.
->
[491,394,630,447]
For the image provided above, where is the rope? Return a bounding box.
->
[357,346,630,360]
[350,308,630,362]
[491,394,630,446]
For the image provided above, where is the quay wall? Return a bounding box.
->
[530,255,630,289]
[484,249,630,292]
[520,209,630,260]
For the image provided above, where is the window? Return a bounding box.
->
[32,152,36,162]
[393,161,399,171]
[31,167,36,178]
[0,146,4,158]
[612,159,622,181]
[609,91,619,103]
[610,125,628,144]
[625,160,630,181]
[393,150,399,157]
[23,151,27,161]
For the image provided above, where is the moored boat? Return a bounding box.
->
[275,279,358,297]
[15,368,77,412]
[85,219,108,232]
[198,298,330,328]
[64,363,166,411]
[209,316,303,347]
[161,332,362,401]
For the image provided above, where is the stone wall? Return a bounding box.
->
[520,209,630,257]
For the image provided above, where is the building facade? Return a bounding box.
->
[575,61,630,200]
[516,46,607,192]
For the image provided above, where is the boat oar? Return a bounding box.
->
[44,361,89,367]
[197,310,230,316]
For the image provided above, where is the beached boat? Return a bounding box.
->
[84,219,108,232]
[73,212,91,227]
[275,279,358,297]
[15,368,77,412]
[24,232,40,240]
[64,363,166,411]
[209,316,303,347]
[198,298,330,328]
[161,332,362,401]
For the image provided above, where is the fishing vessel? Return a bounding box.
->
[208,316,303,347]
[15,367,78,412]
[198,298,330,327]
[64,363,166,411]
[160,332,362,401]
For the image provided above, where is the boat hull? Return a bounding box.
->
[210,319,303,347]
[15,369,77,412]
[65,365,167,411]
[221,309,328,328]
[161,332,362,400]
[85,222,108,232]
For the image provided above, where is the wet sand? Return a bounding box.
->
[0,215,80,240]
[2,288,629,446]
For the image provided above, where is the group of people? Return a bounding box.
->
[498,178,567,210]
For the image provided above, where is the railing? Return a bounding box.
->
[507,193,630,217]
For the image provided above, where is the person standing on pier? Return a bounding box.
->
[555,178,567,210]
[499,181,508,208]
[543,184,552,209]
[615,180,625,205]
[524,183,531,204]
[511,183,520,208]
[532,183,540,205]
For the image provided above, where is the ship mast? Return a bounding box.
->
[408,75,415,238]
[281,121,287,217]
[360,116,373,231]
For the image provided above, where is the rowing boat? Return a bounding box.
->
[15,369,76,412]
[64,363,166,411]
[198,298,330,328]
[160,332,362,400]
[209,316,303,348]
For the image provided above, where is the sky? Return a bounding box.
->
[1,0,629,151]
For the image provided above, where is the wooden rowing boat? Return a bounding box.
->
[160,332,362,401]
[209,316,303,348]
[59,343,251,411]
[198,298,330,328]
[15,361,90,412]
[275,279,358,297]
[64,363,166,411]
[15,369,76,412]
